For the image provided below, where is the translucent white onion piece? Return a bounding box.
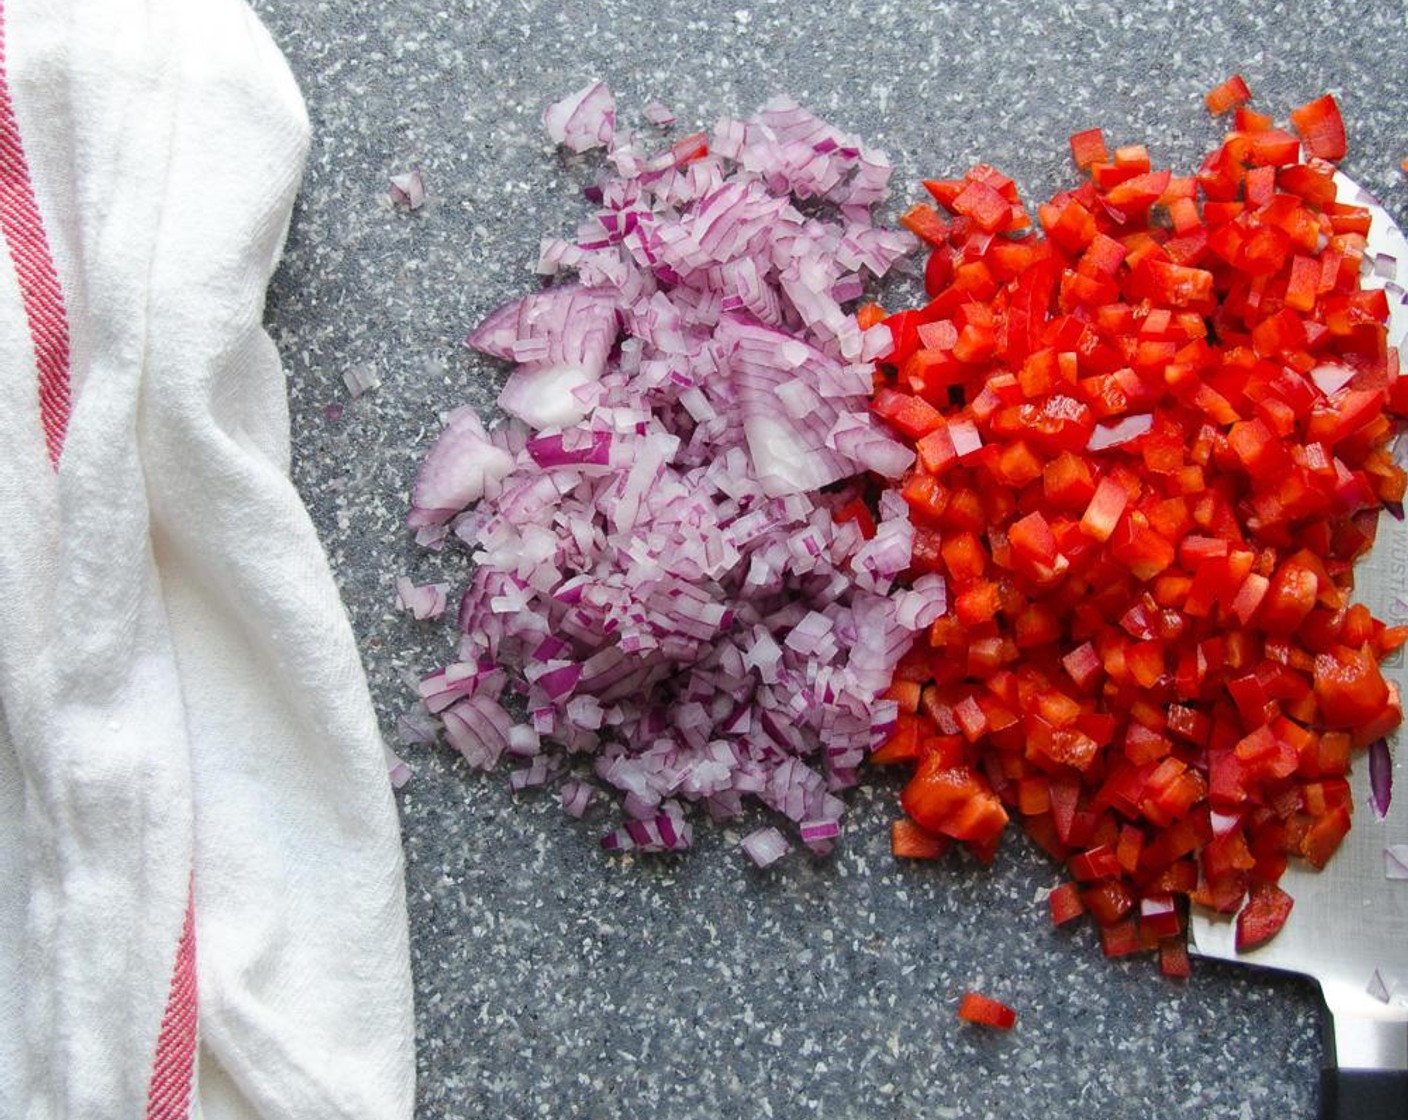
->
[498,365,598,429]
[741,826,791,867]
[1310,362,1355,397]
[395,706,441,747]
[342,362,380,398]
[1087,412,1153,451]
[383,743,412,789]
[388,169,425,209]
[394,576,449,621]
[408,407,515,529]
[643,100,676,127]
[744,413,849,497]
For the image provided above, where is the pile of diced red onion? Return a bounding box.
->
[400,82,944,860]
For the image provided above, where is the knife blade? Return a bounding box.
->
[1189,172,1408,1120]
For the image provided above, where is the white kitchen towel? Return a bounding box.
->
[0,1,415,1118]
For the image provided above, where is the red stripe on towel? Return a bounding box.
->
[145,881,199,1120]
[0,0,72,468]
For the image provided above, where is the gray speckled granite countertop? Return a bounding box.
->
[252,2,1406,1116]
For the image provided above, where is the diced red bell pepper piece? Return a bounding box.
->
[901,755,1010,845]
[873,387,946,440]
[1130,259,1214,308]
[1009,510,1060,567]
[1069,128,1109,170]
[1290,94,1347,161]
[1104,170,1172,216]
[1300,803,1352,869]
[870,713,924,765]
[1235,881,1294,951]
[1160,938,1192,979]
[954,178,1015,233]
[899,202,950,247]
[1081,880,1134,924]
[1080,477,1129,541]
[957,991,1017,1030]
[892,817,951,859]
[1205,74,1253,115]
[1313,644,1390,727]
[1259,559,1319,635]
[922,178,965,209]
[1248,129,1302,167]
[1070,843,1122,881]
[1049,881,1086,925]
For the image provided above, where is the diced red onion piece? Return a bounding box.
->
[388,169,426,209]
[395,575,450,621]
[408,407,515,529]
[741,826,791,868]
[1367,968,1394,1004]
[527,430,613,468]
[1310,363,1356,397]
[500,365,601,430]
[543,80,616,153]
[1386,844,1408,880]
[560,778,596,818]
[861,323,894,362]
[442,694,515,770]
[1369,737,1393,821]
[343,362,381,399]
[643,100,676,127]
[601,807,693,853]
[383,744,412,789]
[1087,413,1153,451]
[800,819,841,844]
[396,706,441,747]
[1139,895,1177,924]
[892,573,948,630]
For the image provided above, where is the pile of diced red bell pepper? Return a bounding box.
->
[866,83,1405,976]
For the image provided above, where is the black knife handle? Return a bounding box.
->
[1319,1068,1408,1119]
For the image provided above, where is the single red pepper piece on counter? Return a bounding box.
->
[891,817,951,860]
[1205,75,1253,115]
[1290,94,1348,161]
[957,991,1018,1030]
[901,755,1010,844]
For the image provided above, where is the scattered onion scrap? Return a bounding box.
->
[389,169,426,210]
[343,362,381,399]
[1366,967,1395,1003]
[742,826,792,868]
[395,576,450,621]
[407,86,924,858]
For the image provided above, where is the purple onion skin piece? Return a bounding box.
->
[1368,737,1392,821]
